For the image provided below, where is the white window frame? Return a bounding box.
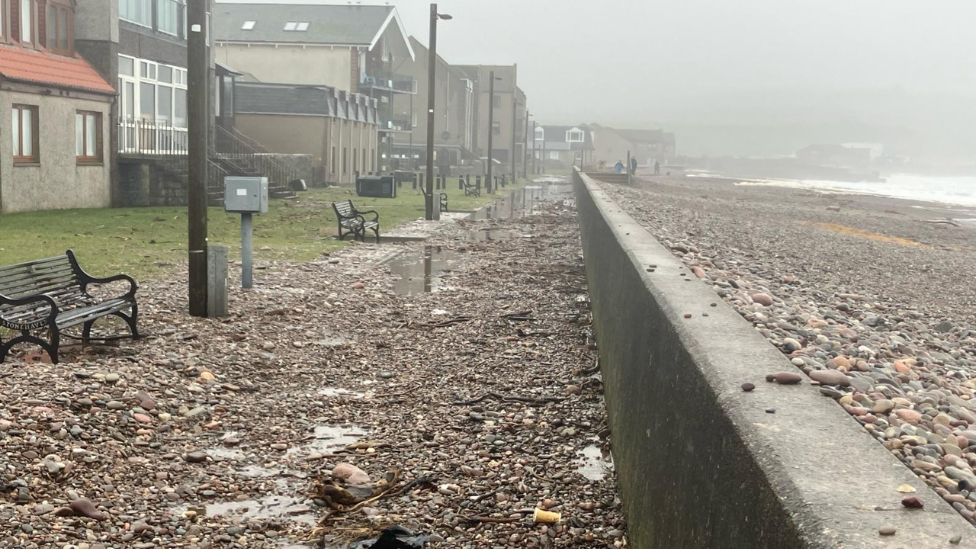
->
[118,54,189,154]
[283,21,297,31]
[549,151,559,160]
[20,0,32,43]
[157,0,179,35]
[534,127,544,141]
[119,0,152,28]
[241,20,255,30]
[566,129,584,143]
[295,22,309,31]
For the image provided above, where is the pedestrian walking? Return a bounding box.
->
[630,157,638,175]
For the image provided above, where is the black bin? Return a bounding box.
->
[356,175,397,198]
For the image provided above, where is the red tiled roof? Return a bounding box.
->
[0,45,115,94]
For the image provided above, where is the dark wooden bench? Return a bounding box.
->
[0,250,139,364]
[463,179,480,197]
[332,200,380,242]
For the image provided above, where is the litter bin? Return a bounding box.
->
[356,175,397,198]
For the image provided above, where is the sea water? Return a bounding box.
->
[734,174,976,208]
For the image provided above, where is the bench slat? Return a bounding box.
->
[0,273,80,296]
[0,256,71,275]
[0,264,77,287]
[56,299,131,328]
[1,279,81,302]
[1,292,90,322]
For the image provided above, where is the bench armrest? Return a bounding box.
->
[355,209,379,222]
[0,293,59,327]
[81,274,138,299]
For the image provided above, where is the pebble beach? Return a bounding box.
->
[607,173,976,528]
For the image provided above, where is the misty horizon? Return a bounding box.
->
[219,0,976,162]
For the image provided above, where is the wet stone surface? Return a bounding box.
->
[0,178,624,548]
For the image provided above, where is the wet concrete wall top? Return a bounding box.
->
[573,169,975,548]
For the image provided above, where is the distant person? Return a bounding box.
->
[613,160,624,173]
[630,157,638,175]
[654,160,661,175]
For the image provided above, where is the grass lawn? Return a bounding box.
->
[0,181,523,280]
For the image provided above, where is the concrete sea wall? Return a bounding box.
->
[573,169,974,548]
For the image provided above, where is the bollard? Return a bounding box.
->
[458,176,464,190]
[476,175,482,191]
[207,245,228,318]
[502,175,507,188]
[412,173,418,190]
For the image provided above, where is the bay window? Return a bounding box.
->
[118,55,189,153]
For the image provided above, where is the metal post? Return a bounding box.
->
[187,0,209,317]
[542,135,546,174]
[486,70,495,194]
[241,213,253,289]
[408,90,414,170]
[532,121,537,175]
[424,4,438,220]
[524,110,530,179]
[627,150,632,185]
[511,94,517,182]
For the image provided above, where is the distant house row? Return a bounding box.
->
[530,124,676,169]
[0,0,529,214]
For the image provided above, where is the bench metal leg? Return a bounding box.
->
[82,320,95,344]
[81,305,139,344]
[0,329,59,365]
[112,306,140,339]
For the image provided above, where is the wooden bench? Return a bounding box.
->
[463,179,481,197]
[0,250,139,364]
[332,200,380,242]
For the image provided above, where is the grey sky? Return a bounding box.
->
[224,0,976,160]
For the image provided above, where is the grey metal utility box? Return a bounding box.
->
[224,177,269,213]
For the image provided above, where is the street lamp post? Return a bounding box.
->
[425,4,451,220]
[486,72,501,193]
[511,97,517,182]
[523,110,530,179]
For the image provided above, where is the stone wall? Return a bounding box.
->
[119,157,188,207]
[572,168,975,548]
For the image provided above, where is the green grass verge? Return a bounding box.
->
[0,181,524,280]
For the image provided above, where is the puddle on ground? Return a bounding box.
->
[186,494,316,525]
[318,387,366,399]
[238,465,281,478]
[468,184,568,220]
[208,447,246,460]
[287,424,370,456]
[312,335,351,348]
[577,443,614,481]
[387,246,460,296]
[469,228,518,242]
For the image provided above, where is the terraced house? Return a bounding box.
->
[213,1,412,183]
[0,0,115,213]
